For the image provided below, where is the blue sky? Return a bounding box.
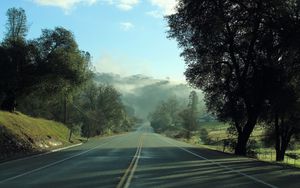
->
[0,0,186,82]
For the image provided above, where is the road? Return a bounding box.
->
[0,124,300,188]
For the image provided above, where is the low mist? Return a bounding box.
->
[94,73,206,119]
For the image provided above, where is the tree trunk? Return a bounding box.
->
[186,130,191,140]
[63,96,67,124]
[235,133,248,155]
[235,114,257,156]
[276,147,285,161]
[274,114,284,161]
[0,91,16,112]
[68,129,73,142]
[274,115,293,162]
[276,138,288,161]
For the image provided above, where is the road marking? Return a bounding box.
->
[117,134,144,188]
[51,143,82,152]
[0,136,120,184]
[158,135,278,188]
[0,134,129,167]
[0,143,83,167]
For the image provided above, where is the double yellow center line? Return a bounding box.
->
[116,134,144,188]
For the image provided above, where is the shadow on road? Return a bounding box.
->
[0,137,300,188]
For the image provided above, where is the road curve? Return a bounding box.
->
[0,124,300,188]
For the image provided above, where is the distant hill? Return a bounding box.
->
[0,111,81,161]
[94,73,206,118]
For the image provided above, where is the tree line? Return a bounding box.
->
[0,8,135,139]
[167,0,300,161]
[149,91,199,139]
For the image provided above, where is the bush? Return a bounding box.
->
[247,139,259,157]
[199,128,211,144]
[222,138,236,152]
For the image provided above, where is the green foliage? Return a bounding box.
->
[149,96,184,132]
[199,128,210,144]
[0,8,134,141]
[149,91,200,139]
[77,82,135,137]
[35,27,91,96]
[5,7,28,41]
[0,8,91,113]
[167,0,300,156]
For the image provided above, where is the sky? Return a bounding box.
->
[0,0,186,82]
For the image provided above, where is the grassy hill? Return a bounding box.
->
[0,111,81,161]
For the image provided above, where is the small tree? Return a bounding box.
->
[5,7,28,41]
[199,128,209,144]
[179,91,199,139]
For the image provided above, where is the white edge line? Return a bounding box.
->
[0,143,83,166]
[158,134,278,188]
[0,134,124,166]
[0,137,117,184]
[51,143,82,152]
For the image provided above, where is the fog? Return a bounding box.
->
[94,73,206,119]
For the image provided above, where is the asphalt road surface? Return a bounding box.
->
[0,124,300,188]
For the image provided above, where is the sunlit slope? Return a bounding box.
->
[0,111,78,160]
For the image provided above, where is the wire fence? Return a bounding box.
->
[256,149,300,167]
[203,139,300,168]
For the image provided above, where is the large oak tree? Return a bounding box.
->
[167,0,300,155]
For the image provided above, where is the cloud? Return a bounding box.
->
[32,0,139,14]
[117,0,139,11]
[33,0,97,11]
[148,0,178,18]
[146,10,162,18]
[104,0,139,11]
[120,22,134,31]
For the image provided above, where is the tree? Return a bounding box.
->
[79,84,129,136]
[149,96,182,133]
[5,8,28,41]
[1,8,30,111]
[0,8,27,111]
[180,91,199,139]
[0,8,91,113]
[167,0,300,155]
[25,27,91,128]
[263,74,300,161]
[36,27,91,97]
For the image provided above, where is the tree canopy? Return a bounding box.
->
[0,7,136,140]
[167,0,300,156]
[0,7,91,112]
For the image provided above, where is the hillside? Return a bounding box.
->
[0,111,80,161]
[94,73,206,118]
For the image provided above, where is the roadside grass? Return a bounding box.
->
[0,110,81,160]
[256,148,300,167]
[194,121,300,168]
